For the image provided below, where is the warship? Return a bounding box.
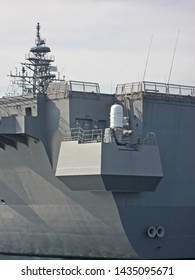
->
[0,23,194,259]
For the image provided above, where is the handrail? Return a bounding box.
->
[69,80,100,94]
[115,81,195,96]
[64,127,103,143]
[64,127,157,147]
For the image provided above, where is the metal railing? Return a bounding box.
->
[64,127,103,143]
[116,82,143,95]
[69,80,100,94]
[115,81,195,96]
[46,81,69,97]
[25,53,55,62]
[64,127,157,147]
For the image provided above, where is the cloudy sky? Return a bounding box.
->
[0,0,194,95]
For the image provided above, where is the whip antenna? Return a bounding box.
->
[143,34,153,81]
[167,30,180,84]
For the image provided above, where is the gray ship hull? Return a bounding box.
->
[0,136,137,259]
[0,88,195,259]
[0,24,194,259]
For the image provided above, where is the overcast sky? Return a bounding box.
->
[0,0,194,95]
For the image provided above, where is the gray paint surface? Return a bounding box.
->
[0,85,195,259]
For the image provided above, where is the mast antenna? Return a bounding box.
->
[167,29,180,84]
[36,22,41,45]
[143,34,153,81]
[8,22,64,96]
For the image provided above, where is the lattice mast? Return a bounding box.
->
[9,23,61,95]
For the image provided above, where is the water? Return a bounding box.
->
[0,254,64,260]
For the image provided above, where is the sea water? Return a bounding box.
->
[0,254,63,260]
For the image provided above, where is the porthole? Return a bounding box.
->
[1,199,6,205]
[147,226,157,238]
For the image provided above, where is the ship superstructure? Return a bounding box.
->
[0,23,195,259]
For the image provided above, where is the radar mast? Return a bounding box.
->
[9,23,63,96]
